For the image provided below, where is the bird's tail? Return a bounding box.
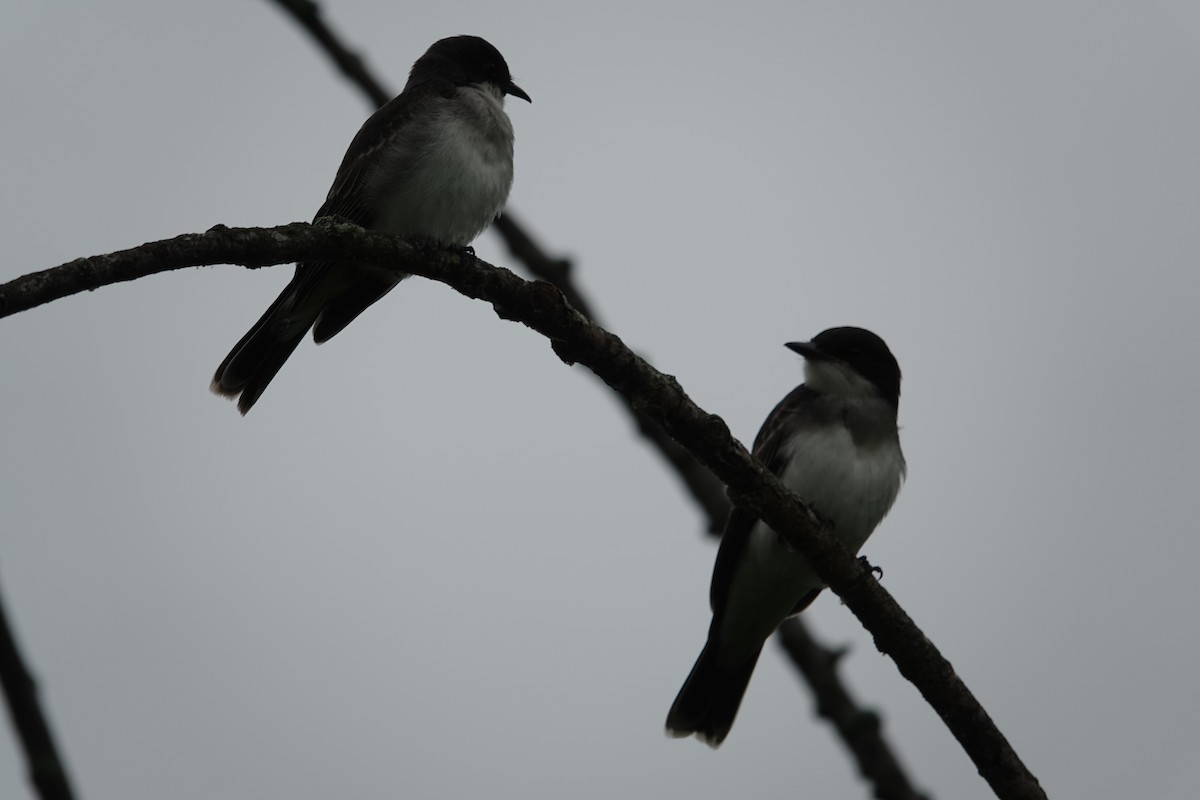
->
[665,639,764,748]
[211,284,316,415]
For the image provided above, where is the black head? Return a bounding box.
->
[411,35,531,102]
[785,326,901,407]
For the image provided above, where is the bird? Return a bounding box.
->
[665,326,906,747]
[211,35,531,414]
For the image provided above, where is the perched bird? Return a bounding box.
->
[666,326,906,747]
[211,35,530,413]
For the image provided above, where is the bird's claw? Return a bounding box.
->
[858,555,883,581]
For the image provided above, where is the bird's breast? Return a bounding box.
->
[775,424,905,554]
[369,87,516,246]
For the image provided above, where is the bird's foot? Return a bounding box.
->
[858,555,883,581]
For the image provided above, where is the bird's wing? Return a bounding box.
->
[709,385,821,616]
[313,85,450,225]
[284,84,454,317]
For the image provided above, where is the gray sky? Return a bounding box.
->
[3,2,1199,798]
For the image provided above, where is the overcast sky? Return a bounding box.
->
[3,2,1199,798]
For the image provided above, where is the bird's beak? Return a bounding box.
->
[505,81,532,103]
[785,341,825,361]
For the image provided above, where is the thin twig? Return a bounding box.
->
[1,223,1046,800]
[0,578,77,800]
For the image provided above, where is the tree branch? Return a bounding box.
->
[0,578,77,800]
[8,5,941,797]
[0,223,1046,800]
